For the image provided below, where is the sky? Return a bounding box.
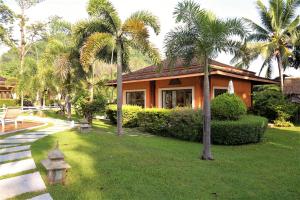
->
[1,0,300,77]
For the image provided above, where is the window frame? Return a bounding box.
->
[123,89,146,108]
[213,86,228,98]
[158,86,195,108]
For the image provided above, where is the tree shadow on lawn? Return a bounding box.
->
[26,121,300,200]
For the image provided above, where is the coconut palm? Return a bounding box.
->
[80,0,161,135]
[165,0,246,160]
[241,0,300,92]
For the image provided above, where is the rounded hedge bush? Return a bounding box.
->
[211,93,247,120]
[211,115,268,145]
[106,104,142,128]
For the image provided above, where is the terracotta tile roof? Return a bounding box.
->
[108,59,277,84]
[284,77,300,94]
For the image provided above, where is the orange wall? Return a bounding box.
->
[210,75,252,107]
[122,75,252,108]
[122,81,151,107]
[155,77,202,108]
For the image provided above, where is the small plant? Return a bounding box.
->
[273,105,295,127]
[211,93,247,120]
[74,94,106,124]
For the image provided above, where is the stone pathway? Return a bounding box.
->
[0,117,71,200]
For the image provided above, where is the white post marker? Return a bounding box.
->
[228,80,234,94]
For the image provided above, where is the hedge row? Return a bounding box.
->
[106,104,142,128]
[105,105,268,145]
[0,99,18,107]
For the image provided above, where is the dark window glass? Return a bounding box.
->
[126,91,145,108]
[162,89,192,109]
[214,88,227,97]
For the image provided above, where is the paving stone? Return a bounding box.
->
[28,193,53,200]
[0,151,31,163]
[0,144,19,149]
[24,131,50,135]
[7,134,46,139]
[0,159,36,176]
[0,145,30,154]
[0,138,38,144]
[0,172,46,199]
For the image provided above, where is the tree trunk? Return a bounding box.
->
[19,9,26,108]
[201,56,213,160]
[65,94,71,120]
[89,84,94,102]
[276,55,284,93]
[116,40,123,135]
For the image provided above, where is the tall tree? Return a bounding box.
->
[80,0,161,135]
[0,0,14,46]
[14,0,45,107]
[240,0,300,92]
[165,0,246,160]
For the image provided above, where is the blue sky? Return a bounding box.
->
[2,0,300,77]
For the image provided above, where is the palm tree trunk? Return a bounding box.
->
[201,56,213,160]
[276,55,284,93]
[89,84,94,102]
[116,40,123,135]
[65,94,71,120]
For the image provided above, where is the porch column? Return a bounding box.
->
[150,81,156,108]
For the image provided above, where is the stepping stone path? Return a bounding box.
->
[0,117,71,200]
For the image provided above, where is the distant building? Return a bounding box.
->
[0,76,15,99]
[284,77,300,103]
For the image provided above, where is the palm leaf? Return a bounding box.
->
[126,11,160,35]
[80,32,114,72]
[87,0,121,33]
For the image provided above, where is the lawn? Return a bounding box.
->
[16,120,300,200]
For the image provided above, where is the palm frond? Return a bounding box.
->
[173,0,203,23]
[80,32,114,72]
[122,19,149,40]
[72,19,113,47]
[256,0,273,32]
[126,11,160,35]
[282,0,300,27]
[87,0,121,33]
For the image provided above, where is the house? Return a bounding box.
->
[284,77,300,103]
[0,76,14,99]
[108,59,277,109]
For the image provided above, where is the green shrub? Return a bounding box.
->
[74,94,106,124]
[138,108,267,145]
[252,85,297,121]
[137,108,171,136]
[168,108,203,141]
[211,115,268,145]
[0,99,18,107]
[106,104,142,128]
[273,105,296,127]
[211,93,247,120]
[138,108,202,140]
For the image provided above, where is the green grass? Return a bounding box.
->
[18,120,300,200]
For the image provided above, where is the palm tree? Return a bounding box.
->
[80,0,161,135]
[39,17,74,119]
[241,0,300,92]
[165,0,246,160]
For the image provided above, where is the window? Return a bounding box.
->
[162,89,192,109]
[213,87,228,97]
[125,91,145,108]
